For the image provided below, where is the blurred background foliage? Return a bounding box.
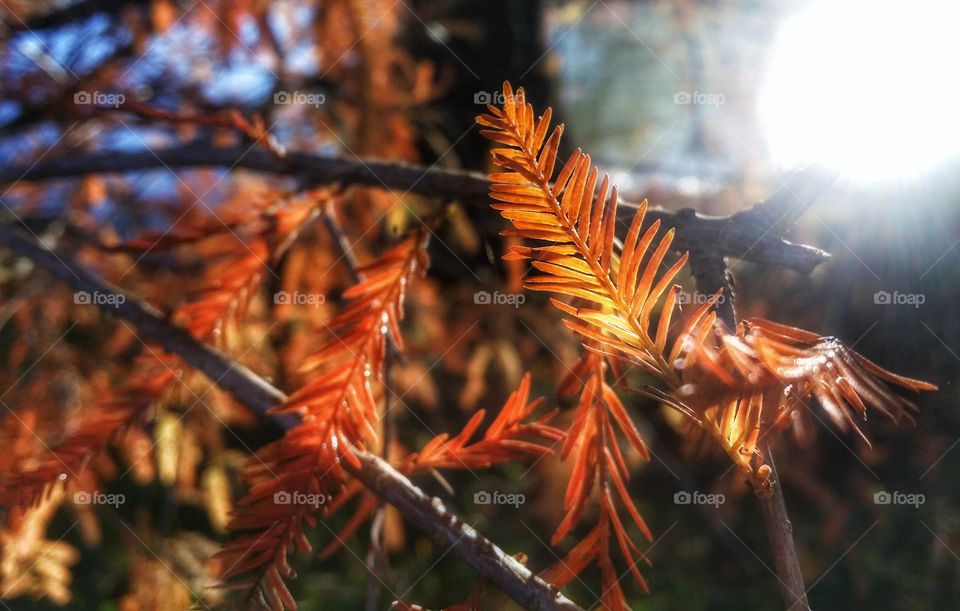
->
[0,0,958,609]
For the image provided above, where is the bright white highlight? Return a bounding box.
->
[759,0,960,182]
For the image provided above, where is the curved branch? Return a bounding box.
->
[0,221,583,611]
[0,145,831,273]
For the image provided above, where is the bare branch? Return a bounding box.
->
[350,446,581,611]
[0,145,831,273]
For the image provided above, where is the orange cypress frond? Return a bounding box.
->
[274,235,428,457]
[478,83,688,607]
[540,516,607,587]
[120,191,319,347]
[546,353,651,601]
[216,234,426,610]
[317,374,559,561]
[477,82,691,386]
[401,373,562,472]
[316,480,379,560]
[2,364,171,512]
[172,238,269,346]
[678,317,937,488]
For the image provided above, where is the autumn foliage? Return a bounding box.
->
[0,8,939,608]
[475,82,935,607]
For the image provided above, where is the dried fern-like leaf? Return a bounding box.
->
[274,236,428,461]
[318,374,562,560]
[401,373,562,471]
[216,235,426,611]
[0,487,79,606]
[546,353,652,600]
[2,366,168,513]
[479,82,691,386]
[678,317,937,488]
[478,82,703,605]
[477,82,702,606]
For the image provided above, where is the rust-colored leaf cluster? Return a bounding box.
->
[214,230,575,608]
[0,193,323,608]
[476,81,936,608]
[0,9,942,602]
[544,353,653,606]
[2,193,321,515]
[678,317,936,487]
[318,374,563,562]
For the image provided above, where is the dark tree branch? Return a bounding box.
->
[349,448,580,611]
[0,221,583,611]
[687,251,736,329]
[0,145,832,274]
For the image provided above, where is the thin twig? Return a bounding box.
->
[690,254,810,609]
[319,206,392,610]
[365,343,392,611]
[685,169,828,610]
[756,445,810,611]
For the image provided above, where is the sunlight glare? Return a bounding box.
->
[759,0,960,183]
